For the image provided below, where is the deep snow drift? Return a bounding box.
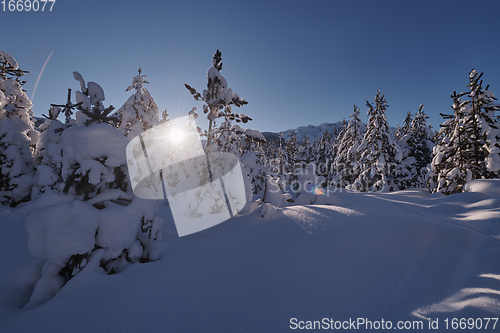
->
[1,180,500,332]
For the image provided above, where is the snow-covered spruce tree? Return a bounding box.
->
[240,129,269,199]
[161,109,170,123]
[33,88,85,198]
[184,50,251,152]
[282,130,300,188]
[313,129,333,178]
[284,131,299,175]
[349,91,401,192]
[465,70,500,179]
[397,105,434,189]
[0,51,38,206]
[32,105,70,197]
[395,111,413,141]
[184,50,268,204]
[428,70,500,194]
[215,116,241,157]
[328,118,347,179]
[73,71,120,127]
[25,74,163,309]
[266,132,290,192]
[427,92,469,194]
[116,68,160,138]
[331,105,363,188]
[263,135,278,163]
[241,129,285,214]
[297,134,312,167]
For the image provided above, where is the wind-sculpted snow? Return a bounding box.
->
[0,181,499,332]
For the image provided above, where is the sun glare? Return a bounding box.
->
[168,126,185,143]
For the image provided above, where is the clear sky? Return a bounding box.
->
[3,0,500,133]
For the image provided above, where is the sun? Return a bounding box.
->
[167,126,185,143]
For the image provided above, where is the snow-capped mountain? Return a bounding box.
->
[263,121,399,144]
[262,121,348,144]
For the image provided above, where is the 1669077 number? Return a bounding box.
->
[2,0,55,11]
[444,318,498,330]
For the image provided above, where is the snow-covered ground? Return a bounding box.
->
[1,180,500,332]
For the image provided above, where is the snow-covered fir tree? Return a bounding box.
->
[33,88,87,197]
[240,133,269,199]
[396,111,413,141]
[73,72,119,127]
[397,105,434,189]
[328,118,347,171]
[331,105,363,188]
[297,134,312,167]
[264,133,289,191]
[465,70,500,179]
[32,105,69,197]
[284,131,299,181]
[160,109,170,123]
[0,51,37,206]
[349,91,401,192]
[60,76,126,201]
[263,136,278,164]
[116,68,160,138]
[215,116,241,156]
[184,50,251,152]
[25,73,164,308]
[427,92,469,194]
[313,129,333,178]
[428,70,500,194]
[183,50,268,202]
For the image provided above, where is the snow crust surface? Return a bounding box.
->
[1,181,500,332]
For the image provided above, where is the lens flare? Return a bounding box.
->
[306,184,325,196]
[312,186,325,195]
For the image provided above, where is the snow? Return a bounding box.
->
[72,71,86,93]
[244,128,265,142]
[116,70,160,138]
[0,62,36,206]
[25,192,99,266]
[86,82,105,104]
[230,124,244,134]
[204,66,233,106]
[74,91,90,111]
[262,175,282,207]
[269,121,400,145]
[486,152,500,172]
[34,165,59,188]
[1,184,500,332]
[96,201,145,251]
[463,179,500,196]
[61,124,128,170]
[0,51,18,69]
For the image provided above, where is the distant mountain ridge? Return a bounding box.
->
[262,121,348,144]
[262,121,397,144]
[262,121,353,144]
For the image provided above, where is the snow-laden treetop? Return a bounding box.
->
[0,51,18,70]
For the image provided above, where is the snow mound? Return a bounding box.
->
[25,192,99,266]
[463,179,500,197]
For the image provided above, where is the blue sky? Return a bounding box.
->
[4,0,500,133]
